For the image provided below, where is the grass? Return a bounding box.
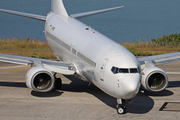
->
[121,41,178,56]
[121,33,180,56]
[0,37,56,59]
[0,33,180,58]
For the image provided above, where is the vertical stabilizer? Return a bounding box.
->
[51,0,68,17]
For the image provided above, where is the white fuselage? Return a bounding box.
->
[45,12,141,99]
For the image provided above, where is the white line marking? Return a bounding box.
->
[166,72,180,75]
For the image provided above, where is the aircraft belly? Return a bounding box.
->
[46,36,68,61]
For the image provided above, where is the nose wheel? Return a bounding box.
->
[116,99,131,114]
[117,105,126,114]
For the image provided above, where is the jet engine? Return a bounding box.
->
[141,67,168,92]
[25,67,55,92]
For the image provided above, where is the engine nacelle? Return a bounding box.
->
[141,66,168,92]
[25,67,55,92]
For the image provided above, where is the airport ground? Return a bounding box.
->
[0,61,180,120]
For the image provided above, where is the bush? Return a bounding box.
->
[151,33,180,47]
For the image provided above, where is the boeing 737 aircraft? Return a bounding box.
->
[1,0,180,114]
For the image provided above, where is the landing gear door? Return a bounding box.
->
[100,58,108,81]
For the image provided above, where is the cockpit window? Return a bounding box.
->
[130,68,138,73]
[111,67,119,74]
[111,66,139,74]
[119,68,129,73]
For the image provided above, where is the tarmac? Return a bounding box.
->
[0,61,180,120]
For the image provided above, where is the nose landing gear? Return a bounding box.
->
[117,99,131,114]
[117,105,126,114]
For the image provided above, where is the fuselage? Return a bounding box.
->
[45,12,141,99]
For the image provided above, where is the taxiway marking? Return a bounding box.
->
[0,68,29,73]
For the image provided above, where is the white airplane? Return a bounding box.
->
[0,0,180,114]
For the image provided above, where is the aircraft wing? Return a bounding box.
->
[0,8,46,21]
[0,6,124,20]
[138,52,180,66]
[70,6,124,19]
[0,54,75,75]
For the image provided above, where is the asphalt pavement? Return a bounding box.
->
[0,61,180,120]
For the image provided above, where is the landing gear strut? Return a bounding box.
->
[116,99,131,114]
[55,78,62,90]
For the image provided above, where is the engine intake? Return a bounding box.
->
[26,67,55,92]
[141,67,168,92]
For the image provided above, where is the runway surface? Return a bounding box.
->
[0,61,180,120]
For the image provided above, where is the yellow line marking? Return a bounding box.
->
[0,68,30,73]
[15,80,25,82]
[56,75,66,79]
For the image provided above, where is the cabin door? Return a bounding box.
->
[100,58,108,81]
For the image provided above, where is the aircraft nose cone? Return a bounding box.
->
[121,74,141,99]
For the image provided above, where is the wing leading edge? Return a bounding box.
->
[0,8,46,21]
[138,52,180,65]
[0,5,124,20]
[0,54,75,75]
[70,6,124,19]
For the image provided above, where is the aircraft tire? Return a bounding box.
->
[117,105,126,114]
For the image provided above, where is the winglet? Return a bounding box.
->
[51,0,68,17]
